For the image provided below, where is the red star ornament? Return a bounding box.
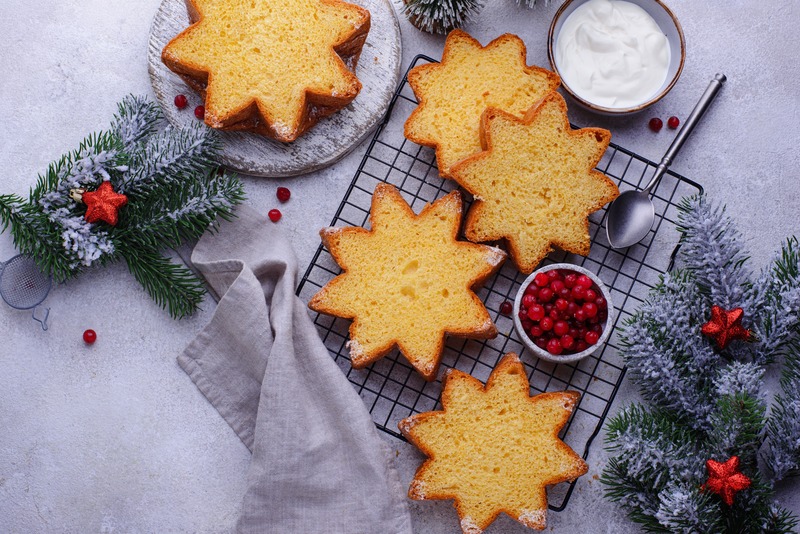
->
[703,456,751,506]
[701,305,751,350]
[82,181,128,226]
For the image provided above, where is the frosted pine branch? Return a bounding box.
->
[403,0,484,34]
[111,95,162,150]
[676,195,751,310]
[654,482,722,533]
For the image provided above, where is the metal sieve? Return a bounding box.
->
[0,255,52,330]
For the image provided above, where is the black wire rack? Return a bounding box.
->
[296,55,703,511]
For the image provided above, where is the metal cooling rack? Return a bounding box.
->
[296,55,703,511]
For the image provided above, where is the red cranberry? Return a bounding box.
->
[194,105,205,119]
[500,301,513,315]
[540,317,554,331]
[546,338,563,355]
[535,337,549,349]
[174,94,188,109]
[559,287,572,300]
[571,285,586,301]
[575,341,589,352]
[648,117,663,132]
[585,331,600,345]
[534,273,549,287]
[529,326,543,338]
[277,187,291,202]
[547,270,560,281]
[521,318,534,330]
[538,287,554,302]
[577,275,593,289]
[83,329,97,344]
[574,309,587,322]
[268,209,282,222]
[595,296,607,310]
[567,302,579,316]
[583,302,598,318]
[550,280,565,292]
[527,305,545,321]
[667,116,680,129]
[553,320,569,336]
[525,284,538,296]
[555,298,569,312]
[522,294,536,309]
[560,335,575,350]
[584,289,597,302]
[564,273,577,288]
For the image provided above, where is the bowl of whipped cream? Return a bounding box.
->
[548,0,685,114]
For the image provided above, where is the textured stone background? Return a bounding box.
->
[0,0,798,532]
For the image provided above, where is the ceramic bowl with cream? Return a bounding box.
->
[548,0,685,114]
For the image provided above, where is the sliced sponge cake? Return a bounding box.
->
[308,183,506,380]
[399,353,588,532]
[404,30,560,178]
[162,0,370,142]
[451,92,619,274]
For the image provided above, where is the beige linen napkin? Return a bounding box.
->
[177,205,412,533]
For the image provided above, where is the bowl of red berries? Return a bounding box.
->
[513,263,613,363]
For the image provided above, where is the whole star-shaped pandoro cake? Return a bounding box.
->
[308,183,506,380]
[450,92,619,273]
[399,353,588,533]
[404,30,560,178]
[162,0,370,142]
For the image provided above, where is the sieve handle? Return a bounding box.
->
[32,306,50,331]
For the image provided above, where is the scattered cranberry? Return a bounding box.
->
[648,117,663,132]
[268,209,282,222]
[194,105,205,120]
[174,94,188,109]
[277,187,291,203]
[517,268,609,356]
[83,329,97,344]
[667,116,680,129]
[500,301,513,315]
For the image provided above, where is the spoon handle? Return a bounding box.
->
[643,73,727,193]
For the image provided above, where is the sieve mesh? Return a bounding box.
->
[0,255,52,310]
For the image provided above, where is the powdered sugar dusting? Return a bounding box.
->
[460,517,483,534]
[409,479,426,499]
[518,508,546,529]
[485,246,506,266]
[346,339,365,360]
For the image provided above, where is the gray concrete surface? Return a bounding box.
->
[1,0,798,532]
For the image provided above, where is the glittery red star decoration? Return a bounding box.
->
[703,456,751,506]
[701,305,751,350]
[82,181,128,226]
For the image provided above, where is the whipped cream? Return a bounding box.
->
[555,0,670,109]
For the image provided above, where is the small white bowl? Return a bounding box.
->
[547,0,685,115]
[513,263,614,364]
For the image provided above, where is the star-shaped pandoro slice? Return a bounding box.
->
[404,30,560,178]
[162,0,370,141]
[450,92,619,274]
[399,353,588,533]
[308,183,506,380]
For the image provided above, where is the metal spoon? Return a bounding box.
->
[605,73,727,249]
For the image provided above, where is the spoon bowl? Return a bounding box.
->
[605,190,656,249]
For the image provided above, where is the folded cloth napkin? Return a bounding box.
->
[178,205,412,533]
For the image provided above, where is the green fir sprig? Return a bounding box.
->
[0,95,245,318]
[602,195,800,533]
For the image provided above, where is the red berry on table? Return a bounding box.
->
[268,209,282,222]
[500,301,513,315]
[194,105,205,119]
[546,338,563,355]
[277,186,291,202]
[667,116,680,129]
[83,329,97,344]
[174,94,188,109]
[648,117,663,132]
[585,330,600,345]
[534,273,549,287]
[540,317,554,331]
